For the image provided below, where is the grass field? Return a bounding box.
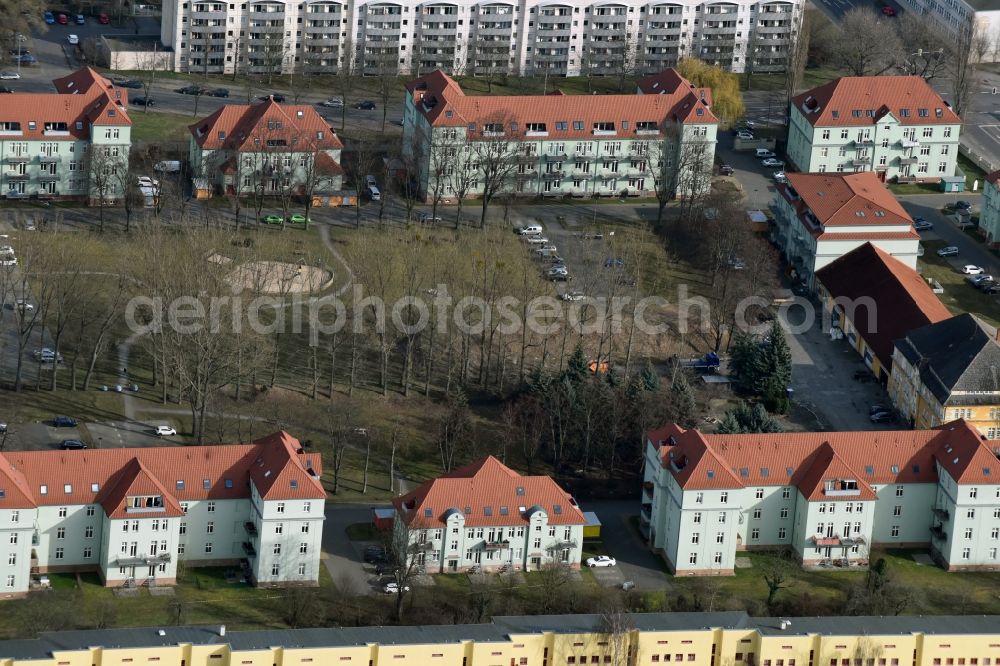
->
[918,239,1000,327]
[129,110,199,144]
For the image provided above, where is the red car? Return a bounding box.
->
[98,12,110,24]
[882,5,896,15]
[56,12,68,23]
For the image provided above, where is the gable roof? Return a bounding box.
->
[792,76,961,127]
[816,243,952,364]
[405,68,718,141]
[784,172,915,229]
[647,420,999,496]
[636,69,714,106]
[394,456,586,528]
[0,432,325,512]
[97,458,186,519]
[189,99,344,152]
[894,313,1000,405]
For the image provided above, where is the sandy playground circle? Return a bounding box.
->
[209,255,334,294]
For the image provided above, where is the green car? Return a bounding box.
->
[263,214,283,225]
[289,214,309,225]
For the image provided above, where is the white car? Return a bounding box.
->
[755,149,775,159]
[772,171,787,182]
[736,131,753,140]
[761,158,785,168]
[136,176,160,188]
[961,265,984,275]
[535,245,558,255]
[560,291,584,302]
[155,425,177,436]
[586,555,617,568]
[526,236,549,245]
[383,582,410,594]
[0,71,20,80]
[67,34,79,45]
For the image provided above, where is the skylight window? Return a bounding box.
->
[64,484,72,494]
[516,486,525,496]
[225,479,233,489]
[91,483,99,492]
[553,504,562,514]
[424,508,433,517]
[912,464,920,473]
[891,465,899,474]
[500,506,509,515]
[831,110,839,119]
[0,489,4,499]
[865,465,874,475]
[707,470,715,479]
[464,506,472,514]
[739,467,749,477]
[573,121,584,130]
[786,467,794,477]
[290,479,298,488]
[760,468,769,477]
[176,480,185,490]
[484,506,493,516]
[203,479,211,490]
[40,485,47,495]
[984,468,992,476]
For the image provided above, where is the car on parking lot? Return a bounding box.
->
[516,224,543,235]
[364,545,387,563]
[736,132,754,142]
[952,200,973,211]
[550,273,571,282]
[535,244,558,255]
[526,236,549,245]
[961,265,984,275]
[882,5,895,15]
[968,273,993,285]
[383,582,410,594]
[13,54,36,65]
[773,171,787,183]
[586,555,617,568]
[289,214,309,225]
[0,71,20,80]
[761,158,785,168]
[32,348,63,363]
[259,93,286,102]
[118,79,143,88]
[44,10,55,23]
[417,212,442,224]
[60,439,87,450]
[355,100,377,110]
[155,425,177,436]
[978,279,998,292]
[263,214,283,224]
[937,246,959,257]
[0,86,12,94]
[560,291,584,302]
[207,88,230,97]
[319,97,344,108]
[718,164,734,176]
[52,416,77,428]
[137,176,160,188]
[131,96,154,106]
[98,12,110,23]
[176,85,205,95]
[75,13,85,24]
[67,34,79,45]
[755,148,775,159]
[8,48,29,56]
[548,265,568,276]
[913,217,933,231]
[870,411,895,424]
[57,12,68,23]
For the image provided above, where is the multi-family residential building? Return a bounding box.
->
[889,313,1000,435]
[772,172,920,290]
[979,170,1000,246]
[392,456,586,573]
[402,69,717,201]
[642,419,1000,574]
[7,613,1000,666]
[188,99,343,198]
[815,242,951,383]
[159,0,803,77]
[0,67,131,205]
[787,76,961,183]
[896,0,1000,61]
[0,432,325,598]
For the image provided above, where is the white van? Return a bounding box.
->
[518,223,543,235]
[368,185,381,201]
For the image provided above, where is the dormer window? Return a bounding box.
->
[218,131,225,140]
[28,121,35,131]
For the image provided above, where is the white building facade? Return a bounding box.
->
[787,76,962,184]
[159,0,804,76]
[641,421,1000,575]
[0,432,325,599]
[393,456,586,573]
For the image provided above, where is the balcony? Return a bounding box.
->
[5,156,28,163]
[546,539,579,551]
[6,173,29,180]
[640,502,652,523]
[242,541,257,557]
[810,534,843,546]
[850,159,868,167]
[852,138,874,146]
[115,552,171,567]
[484,539,510,551]
[414,540,435,551]
[901,138,920,148]
[899,156,918,165]
[543,171,565,179]
[244,521,258,536]
[365,25,402,35]
[932,507,950,521]
[544,153,567,161]
[643,481,654,500]
[930,523,946,541]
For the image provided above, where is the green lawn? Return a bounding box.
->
[887,181,941,196]
[916,239,1000,327]
[957,151,989,187]
[740,67,842,93]
[129,110,198,144]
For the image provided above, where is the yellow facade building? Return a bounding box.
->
[4,614,1000,666]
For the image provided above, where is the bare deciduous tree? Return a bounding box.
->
[831,7,904,76]
[948,15,992,118]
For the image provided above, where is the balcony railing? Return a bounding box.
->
[244,521,258,536]
[899,156,918,165]
[115,552,171,567]
[242,542,257,557]
[932,507,949,521]
[484,539,510,551]
[901,138,920,148]
[930,523,946,541]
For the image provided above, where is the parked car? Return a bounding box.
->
[176,85,205,95]
[131,96,154,106]
[417,212,442,224]
[383,582,410,594]
[560,291,585,302]
[99,12,110,23]
[259,93,286,102]
[953,200,973,211]
[67,34,79,45]
[968,273,993,285]
[937,246,959,257]
[52,416,78,428]
[548,266,569,277]
[0,71,20,80]
[60,439,87,450]
[14,54,36,65]
[913,217,933,231]
[736,130,753,140]
[604,258,625,268]
[57,12,68,24]
[869,404,888,416]
[118,79,144,89]
[550,273,571,282]
[961,265,984,275]
[7,48,29,56]
[355,100,376,110]
[517,224,543,235]
[526,236,549,245]
[0,86,12,94]
[755,148,775,159]
[263,214,283,224]
[289,214,309,225]
[136,176,160,188]
[881,5,895,15]
[773,171,787,183]
[761,158,785,168]
[44,10,55,23]
[319,97,344,108]
[870,411,895,424]
[207,88,230,97]
[75,13,85,24]
[718,164,734,176]
[586,555,617,568]
[155,425,177,436]
[977,280,998,293]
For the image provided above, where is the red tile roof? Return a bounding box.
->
[189,99,344,152]
[97,458,186,520]
[784,172,914,229]
[815,231,920,241]
[394,456,586,529]
[636,69,714,107]
[647,419,1000,493]
[0,432,325,513]
[792,76,961,127]
[815,243,952,364]
[405,68,718,141]
[988,170,1000,186]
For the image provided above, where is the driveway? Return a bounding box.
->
[898,194,991,273]
[322,503,384,596]
[582,499,671,592]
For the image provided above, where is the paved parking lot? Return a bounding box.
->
[583,500,672,592]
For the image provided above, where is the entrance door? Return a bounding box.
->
[530,556,541,571]
[448,559,458,572]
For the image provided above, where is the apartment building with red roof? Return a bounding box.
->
[786,76,961,184]
[393,456,586,573]
[641,420,1000,575]
[188,98,343,201]
[0,67,131,204]
[0,432,325,598]
[815,242,951,382]
[772,172,920,290]
[402,69,718,202]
